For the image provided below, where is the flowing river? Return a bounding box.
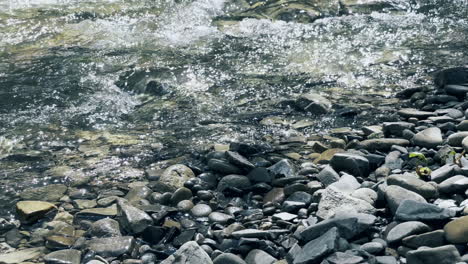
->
[0,0,467,217]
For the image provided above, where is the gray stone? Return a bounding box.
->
[406,245,461,264]
[0,247,44,264]
[386,221,431,244]
[330,153,370,177]
[383,122,415,137]
[295,93,332,114]
[412,127,443,149]
[209,212,234,224]
[86,218,121,237]
[375,256,397,264]
[20,184,67,202]
[268,159,296,178]
[226,151,255,170]
[395,200,455,221]
[208,159,242,175]
[191,203,212,217]
[170,187,192,205]
[44,249,81,264]
[293,227,339,264]
[245,249,276,264]
[286,191,312,205]
[456,120,468,131]
[117,200,152,234]
[387,174,438,199]
[160,241,213,264]
[213,254,246,264]
[86,236,134,258]
[301,214,375,241]
[384,185,427,214]
[329,173,360,193]
[447,132,468,146]
[402,230,446,248]
[431,164,456,183]
[351,188,377,205]
[463,136,468,153]
[317,166,340,187]
[358,138,410,152]
[247,168,273,183]
[124,186,151,204]
[398,108,436,119]
[360,241,384,254]
[325,252,363,264]
[317,186,376,219]
[159,164,195,189]
[439,175,468,193]
[384,151,403,170]
[445,84,468,96]
[217,175,251,192]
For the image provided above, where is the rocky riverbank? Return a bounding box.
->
[1,67,468,264]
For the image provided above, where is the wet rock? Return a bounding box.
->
[387,174,437,199]
[160,241,213,264]
[317,186,376,219]
[208,159,242,175]
[386,221,431,244]
[159,164,195,189]
[86,218,121,237]
[358,138,410,152]
[73,199,97,209]
[213,253,246,264]
[245,249,277,264]
[317,166,340,187]
[125,186,152,204]
[444,215,468,243]
[406,245,461,264]
[5,228,21,247]
[19,184,67,202]
[0,247,44,264]
[75,206,118,222]
[170,187,192,205]
[46,235,76,249]
[16,201,56,223]
[192,203,213,217]
[217,175,251,193]
[412,127,443,149]
[329,152,370,177]
[402,230,446,248]
[117,200,153,234]
[395,200,455,221]
[384,185,426,214]
[141,226,166,244]
[293,227,339,264]
[247,168,273,183]
[226,151,255,170]
[295,93,332,114]
[445,84,468,97]
[44,249,81,264]
[86,236,135,258]
[268,159,296,178]
[263,188,285,204]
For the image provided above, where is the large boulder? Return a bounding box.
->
[16,201,56,224]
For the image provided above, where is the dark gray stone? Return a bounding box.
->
[402,230,446,248]
[117,200,153,234]
[217,175,251,192]
[268,159,296,178]
[208,159,242,175]
[431,164,456,183]
[226,151,255,170]
[384,185,426,214]
[86,218,121,238]
[383,122,415,137]
[293,227,339,264]
[387,174,438,199]
[330,153,370,177]
[386,221,431,244]
[358,138,410,152]
[317,166,340,187]
[247,168,273,183]
[406,245,461,264]
[395,200,455,221]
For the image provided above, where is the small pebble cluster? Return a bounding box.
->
[1,67,468,264]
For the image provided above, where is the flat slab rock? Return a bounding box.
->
[0,247,45,264]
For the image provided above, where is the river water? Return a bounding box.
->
[0,0,467,217]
